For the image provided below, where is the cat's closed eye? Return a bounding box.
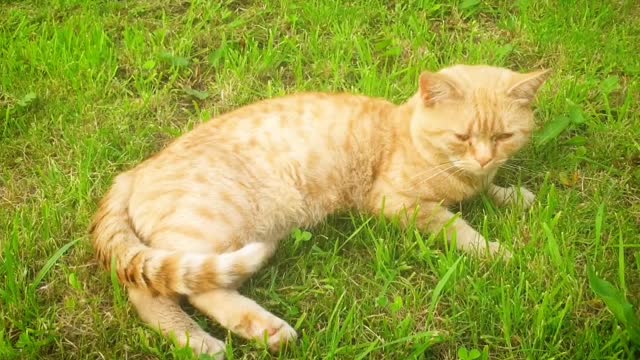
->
[492,133,513,141]
[455,133,470,141]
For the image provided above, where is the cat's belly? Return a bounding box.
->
[250,177,341,241]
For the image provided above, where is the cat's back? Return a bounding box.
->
[161,91,391,167]
[135,91,395,184]
[202,92,383,134]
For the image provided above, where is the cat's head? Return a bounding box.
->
[410,64,549,177]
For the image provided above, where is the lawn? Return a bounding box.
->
[1,0,639,359]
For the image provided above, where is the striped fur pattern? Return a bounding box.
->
[90,65,548,358]
[90,173,269,296]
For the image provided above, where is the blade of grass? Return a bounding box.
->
[30,239,79,289]
[429,256,463,318]
[593,203,605,264]
[542,223,562,269]
[588,267,640,346]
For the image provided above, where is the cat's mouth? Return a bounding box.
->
[453,159,497,177]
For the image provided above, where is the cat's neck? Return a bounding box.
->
[389,94,451,167]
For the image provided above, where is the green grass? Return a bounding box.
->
[1,0,639,359]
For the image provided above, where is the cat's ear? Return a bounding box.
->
[419,71,463,106]
[507,69,551,104]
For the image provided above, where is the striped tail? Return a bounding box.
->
[89,172,268,296]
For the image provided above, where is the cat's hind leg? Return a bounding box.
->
[189,289,297,351]
[128,287,226,359]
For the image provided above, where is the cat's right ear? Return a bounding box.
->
[419,71,463,107]
[507,69,551,105]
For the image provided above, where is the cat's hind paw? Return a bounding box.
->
[266,321,298,352]
[176,332,226,360]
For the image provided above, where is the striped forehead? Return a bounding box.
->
[467,91,505,134]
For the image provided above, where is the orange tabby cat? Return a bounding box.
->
[90,64,548,358]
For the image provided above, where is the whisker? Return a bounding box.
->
[500,164,536,175]
[407,161,456,182]
[401,164,459,192]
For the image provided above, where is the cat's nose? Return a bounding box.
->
[473,143,493,168]
[475,154,492,167]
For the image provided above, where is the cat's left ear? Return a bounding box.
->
[507,69,551,104]
[419,71,463,106]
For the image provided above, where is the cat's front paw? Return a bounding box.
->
[489,185,536,209]
[501,186,535,209]
[515,186,535,209]
[457,232,512,260]
[486,241,512,261]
